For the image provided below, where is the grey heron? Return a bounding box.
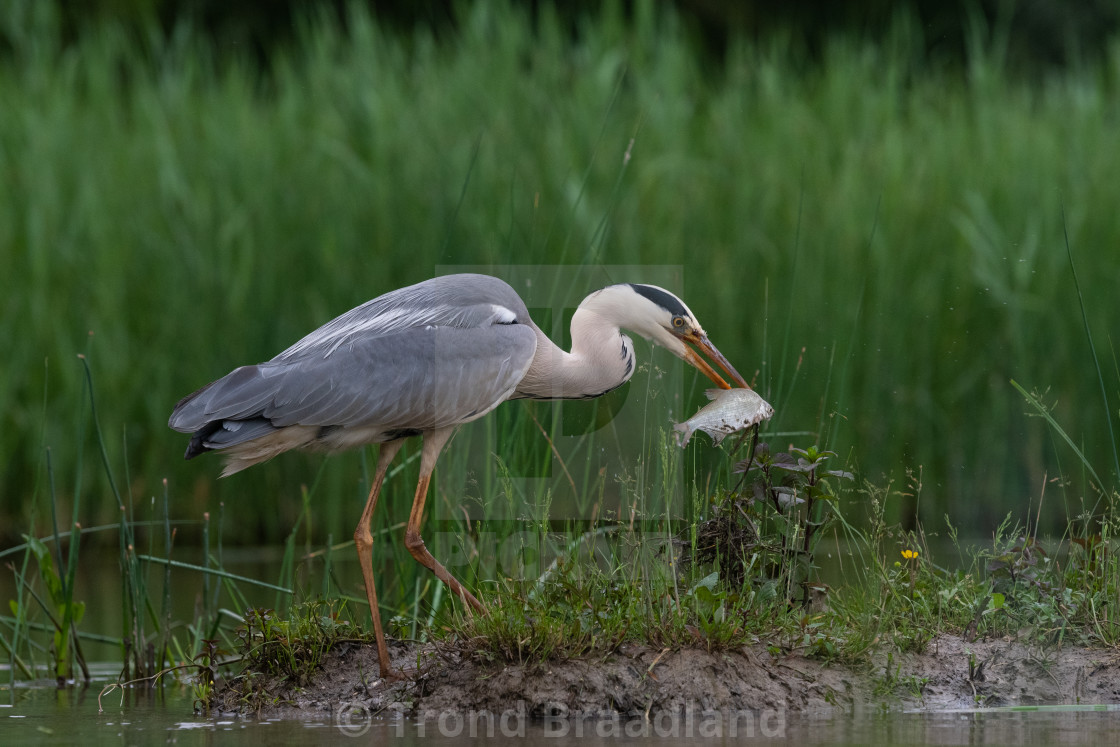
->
[169,273,748,679]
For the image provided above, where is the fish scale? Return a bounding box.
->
[673,388,774,447]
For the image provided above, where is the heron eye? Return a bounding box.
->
[672,316,686,328]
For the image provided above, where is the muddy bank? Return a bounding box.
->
[211,634,1120,721]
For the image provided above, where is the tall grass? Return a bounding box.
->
[1,1,1118,555]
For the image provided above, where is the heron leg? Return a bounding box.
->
[354,439,405,680]
[404,427,487,613]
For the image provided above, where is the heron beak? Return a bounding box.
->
[680,332,751,390]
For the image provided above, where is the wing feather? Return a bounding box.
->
[169,273,538,458]
[275,274,529,361]
[257,326,537,430]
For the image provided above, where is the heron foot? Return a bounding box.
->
[453,585,487,614]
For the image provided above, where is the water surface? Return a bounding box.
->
[4,678,1118,746]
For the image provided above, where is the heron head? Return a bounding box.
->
[594,283,751,390]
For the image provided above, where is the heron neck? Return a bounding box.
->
[516,308,635,400]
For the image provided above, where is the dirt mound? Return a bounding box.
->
[210,634,1120,722]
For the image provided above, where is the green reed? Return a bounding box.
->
[2,2,1119,542]
[2,0,1120,685]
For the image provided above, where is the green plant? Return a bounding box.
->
[233,600,365,686]
[3,0,1120,548]
[694,443,852,606]
[14,533,87,683]
[872,651,927,701]
[5,0,1120,693]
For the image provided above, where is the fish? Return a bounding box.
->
[673,388,774,447]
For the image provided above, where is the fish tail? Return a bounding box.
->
[673,422,692,447]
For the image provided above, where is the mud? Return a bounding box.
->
[210,634,1120,721]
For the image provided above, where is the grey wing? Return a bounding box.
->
[267,324,538,429]
[169,273,538,455]
[169,323,538,447]
[274,274,530,361]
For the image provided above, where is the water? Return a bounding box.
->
[3,678,1119,746]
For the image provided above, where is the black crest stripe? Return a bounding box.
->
[627,284,688,318]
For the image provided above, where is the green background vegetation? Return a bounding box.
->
[2,0,1119,555]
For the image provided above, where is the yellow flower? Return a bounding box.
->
[901,549,919,560]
